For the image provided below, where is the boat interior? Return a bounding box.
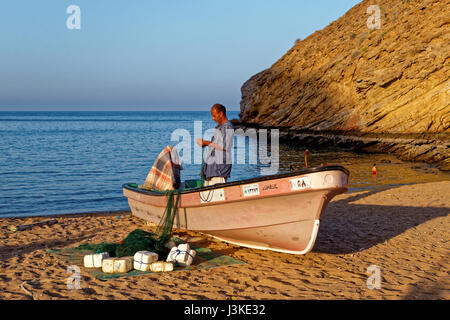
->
[123,165,350,196]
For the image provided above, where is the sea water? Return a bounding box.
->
[0,111,448,218]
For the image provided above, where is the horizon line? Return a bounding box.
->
[0,108,241,112]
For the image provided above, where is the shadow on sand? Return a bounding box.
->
[0,235,94,262]
[314,185,449,299]
[0,224,121,262]
[313,186,449,255]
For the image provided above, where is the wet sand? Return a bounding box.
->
[0,181,448,300]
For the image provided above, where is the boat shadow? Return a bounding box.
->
[313,186,449,254]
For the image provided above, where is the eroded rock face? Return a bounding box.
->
[238,0,449,169]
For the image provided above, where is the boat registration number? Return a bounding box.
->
[242,183,260,197]
[289,177,311,191]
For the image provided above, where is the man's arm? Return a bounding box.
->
[195,138,225,151]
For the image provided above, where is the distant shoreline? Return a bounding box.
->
[231,119,450,171]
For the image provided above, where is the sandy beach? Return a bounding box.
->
[0,181,448,300]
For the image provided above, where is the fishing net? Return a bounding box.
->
[154,190,180,251]
[115,229,159,257]
[76,242,119,256]
[75,190,181,259]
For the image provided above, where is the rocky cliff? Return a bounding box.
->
[237,0,449,169]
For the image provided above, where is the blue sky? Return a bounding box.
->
[0,0,361,111]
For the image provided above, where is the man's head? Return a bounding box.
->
[211,103,227,125]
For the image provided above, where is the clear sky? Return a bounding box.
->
[0,0,361,111]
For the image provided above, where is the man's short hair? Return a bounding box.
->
[212,103,226,116]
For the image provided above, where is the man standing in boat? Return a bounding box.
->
[196,104,234,186]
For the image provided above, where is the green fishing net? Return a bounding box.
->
[154,190,180,250]
[115,229,159,257]
[75,190,181,259]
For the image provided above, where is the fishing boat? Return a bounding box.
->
[122,165,349,255]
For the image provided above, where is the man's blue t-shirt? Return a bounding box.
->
[203,120,234,179]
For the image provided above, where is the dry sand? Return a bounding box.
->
[0,181,448,300]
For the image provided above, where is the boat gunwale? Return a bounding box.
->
[123,165,350,196]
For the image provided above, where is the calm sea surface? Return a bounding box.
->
[1,111,449,218]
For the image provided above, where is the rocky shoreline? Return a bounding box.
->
[231,119,450,171]
[234,0,449,171]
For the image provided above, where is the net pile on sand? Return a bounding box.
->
[76,191,181,259]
